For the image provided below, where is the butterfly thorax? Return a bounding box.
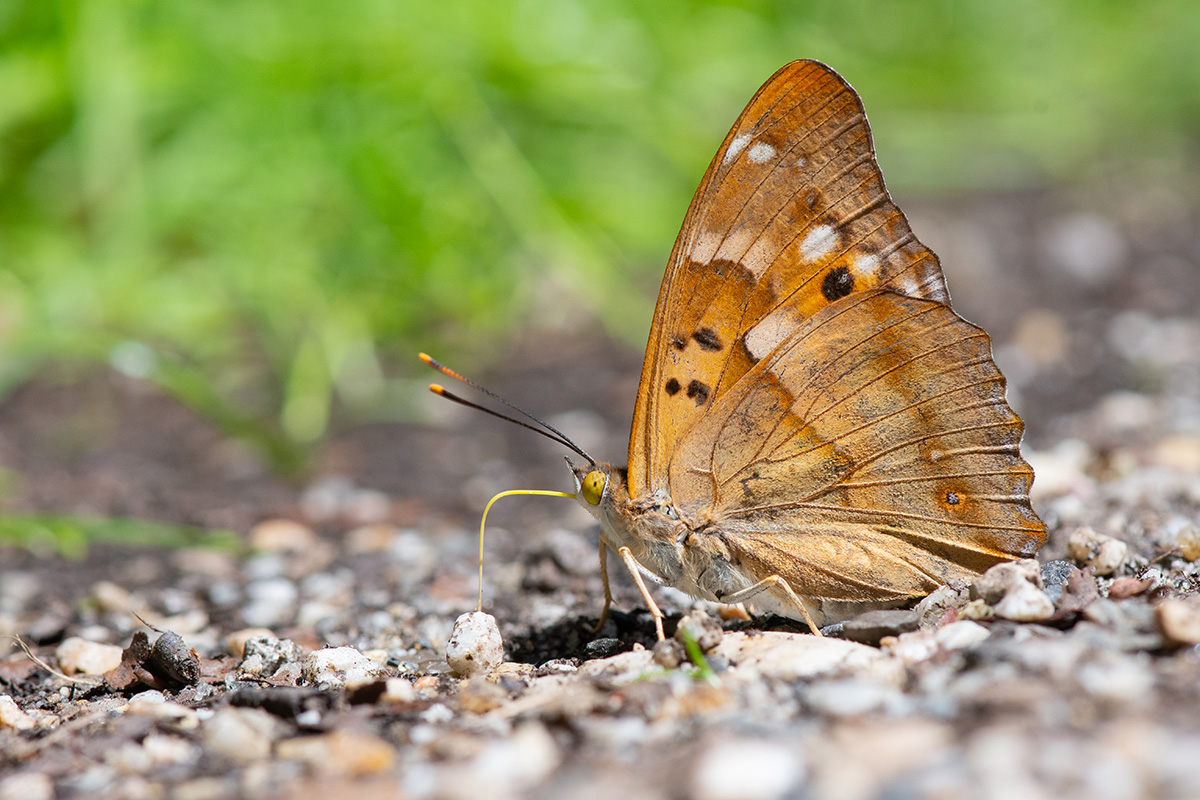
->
[572,461,755,605]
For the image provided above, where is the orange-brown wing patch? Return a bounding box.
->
[630,60,948,499]
[669,290,1045,602]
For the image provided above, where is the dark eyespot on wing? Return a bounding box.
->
[670,334,687,350]
[686,380,710,406]
[822,266,855,302]
[693,328,722,351]
[946,491,960,506]
[665,378,681,396]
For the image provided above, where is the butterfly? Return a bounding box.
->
[428,60,1046,640]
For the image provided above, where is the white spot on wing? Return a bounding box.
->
[692,230,723,263]
[852,253,881,280]
[747,141,776,164]
[744,309,794,361]
[894,273,921,297]
[800,225,839,261]
[743,236,776,278]
[794,155,808,169]
[723,133,751,164]
[715,228,754,265]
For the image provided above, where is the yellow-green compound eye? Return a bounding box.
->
[581,470,607,506]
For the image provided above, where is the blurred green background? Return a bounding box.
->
[2,0,1197,471]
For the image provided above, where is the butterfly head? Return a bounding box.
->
[568,458,628,515]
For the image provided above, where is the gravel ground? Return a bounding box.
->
[2,181,1200,799]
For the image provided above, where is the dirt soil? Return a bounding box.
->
[2,183,1200,799]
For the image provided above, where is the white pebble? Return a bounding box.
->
[0,772,53,800]
[55,637,123,676]
[993,581,1056,622]
[1067,528,1128,576]
[0,695,34,731]
[301,646,391,689]
[692,738,805,800]
[445,611,504,677]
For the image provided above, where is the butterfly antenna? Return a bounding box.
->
[420,354,595,465]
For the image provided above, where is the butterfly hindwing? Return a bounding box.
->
[629,60,950,498]
[668,290,1045,602]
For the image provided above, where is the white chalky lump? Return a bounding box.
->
[301,646,390,689]
[445,611,504,677]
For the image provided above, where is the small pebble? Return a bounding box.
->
[583,637,623,658]
[970,559,1044,605]
[1067,527,1129,576]
[275,730,396,775]
[674,610,724,653]
[249,518,318,552]
[0,695,34,731]
[239,635,303,678]
[445,611,504,677]
[56,637,123,676]
[914,581,971,627]
[382,677,416,703]
[1176,525,1200,561]
[692,738,804,800]
[993,581,1056,622]
[201,708,280,764]
[224,628,277,659]
[841,609,920,645]
[0,772,54,800]
[301,646,391,689]
[1156,599,1200,646]
[652,638,685,668]
[1040,561,1076,604]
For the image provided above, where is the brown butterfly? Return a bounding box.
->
[429,60,1045,639]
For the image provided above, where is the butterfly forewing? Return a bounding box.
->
[668,290,1044,602]
[630,60,950,498]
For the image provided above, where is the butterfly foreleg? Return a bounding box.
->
[718,576,823,637]
[616,546,667,641]
[587,539,613,635]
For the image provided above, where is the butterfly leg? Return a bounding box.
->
[587,540,613,634]
[616,546,666,641]
[719,576,824,637]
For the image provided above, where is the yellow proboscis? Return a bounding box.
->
[476,489,575,611]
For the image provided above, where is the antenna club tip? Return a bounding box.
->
[429,383,446,395]
[418,352,434,365]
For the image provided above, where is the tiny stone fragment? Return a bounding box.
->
[583,637,623,659]
[841,609,920,645]
[652,638,684,668]
[202,707,281,764]
[1040,560,1075,603]
[1156,598,1200,646]
[301,646,391,689]
[276,730,396,776]
[970,559,1043,605]
[239,635,303,678]
[445,611,504,677]
[674,609,724,654]
[0,695,34,731]
[56,637,124,676]
[458,677,508,713]
[0,772,53,800]
[1067,527,1128,576]
[1176,525,1200,561]
[914,580,970,627]
[225,628,277,659]
[993,581,1055,621]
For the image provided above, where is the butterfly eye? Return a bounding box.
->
[581,470,607,506]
